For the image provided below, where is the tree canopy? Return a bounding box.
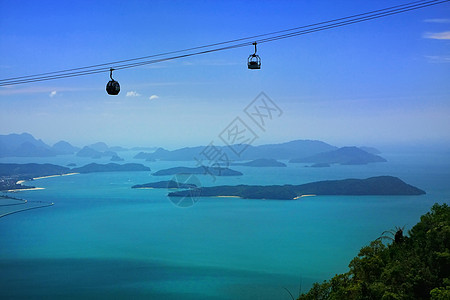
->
[298,203,450,300]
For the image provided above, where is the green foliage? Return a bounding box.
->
[298,203,450,300]
[430,278,450,300]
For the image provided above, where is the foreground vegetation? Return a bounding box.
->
[298,203,449,299]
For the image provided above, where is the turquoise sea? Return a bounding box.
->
[1,152,449,299]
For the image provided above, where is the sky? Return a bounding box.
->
[0,0,449,150]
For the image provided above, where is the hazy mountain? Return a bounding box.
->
[134,140,337,161]
[76,146,117,159]
[86,142,128,152]
[110,154,125,161]
[0,133,55,157]
[76,146,103,158]
[359,146,382,155]
[109,146,128,152]
[52,141,80,155]
[290,146,387,165]
[72,163,150,173]
[13,142,55,157]
[240,140,337,160]
[231,159,287,167]
[88,142,109,152]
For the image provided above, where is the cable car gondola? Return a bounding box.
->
[247,42,261,70]
[106,68,120,95]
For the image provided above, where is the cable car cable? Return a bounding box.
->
[1,0,448,86]
[0,0,432,83]
[1,0,446,85]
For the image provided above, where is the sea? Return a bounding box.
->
[0,151,449,299]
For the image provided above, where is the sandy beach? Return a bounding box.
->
[5,187,45,192]
[293,194,316,200]
[33,172,79,180]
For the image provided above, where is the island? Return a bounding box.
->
[0,162,151,191]
[290,147,387,165]
[0,163,71,179]
[76,146,117,159]
[132,180,198,189]
[0,163,72,191]
[230,159,287,167]
[0,180,36,191]
[110,154,125,162]
[168,176,425,200]
[307,163,331,168]
[72,163,150,173]
[153,166,243,176]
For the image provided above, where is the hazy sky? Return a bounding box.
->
[1,0,449,149]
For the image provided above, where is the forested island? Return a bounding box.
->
[153,166,243,176]
[168,176,425,200]
[72,163,150,173]
[0,163,71,179]
[0,162,151,191]
[230,159,287,167]
[132,180,198,189]
[290,146,387,165]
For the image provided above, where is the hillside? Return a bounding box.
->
[168,176,425,200]
[0,163,71,179]
[132,180,198,189]
[153,166,243,176]
[290,146,387,165]
[134,140,337,161]
[231,159,287,167]
[298,203,450,299]
[72,163,150,173]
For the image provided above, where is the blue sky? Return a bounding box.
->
[1,0,449,149]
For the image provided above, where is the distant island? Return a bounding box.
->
[0,162,151,191]
[0,133,130,158]
[168,176,425,200]
[290,147,387,165]
[133,140,338,161]
[0,133,80,157]
[76,146,118,159]
[308,163,331,168]
[0,163,71,180]
[0,163,71,191]
[132,180,198,189]
[153,166,243,176]
[0,133,387,166]
[230,159,287,167]
[72,163,150,173]
[110,154,125,162]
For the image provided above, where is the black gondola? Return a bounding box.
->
[247,42,261,70]
[106,68,120,95]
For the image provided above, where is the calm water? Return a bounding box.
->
[1,152,449,299]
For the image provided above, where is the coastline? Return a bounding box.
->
[33,172,79,180]
[8,172,80,193]
[4,187,45,192]
[293,194,316,200]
